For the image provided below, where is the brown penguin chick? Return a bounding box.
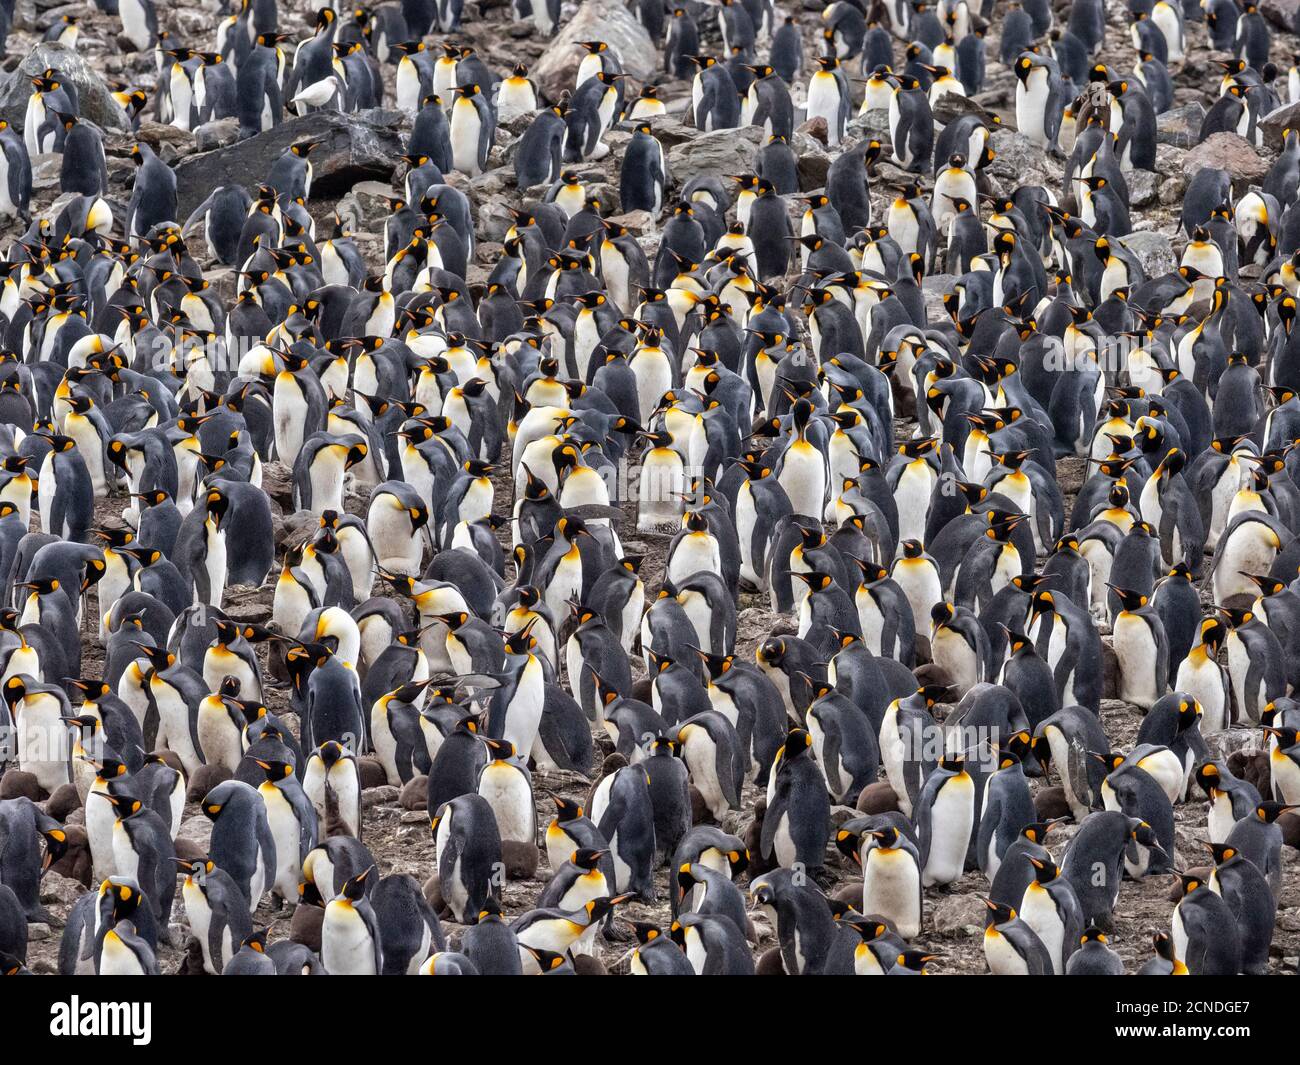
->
[186,763,232,803]
[44,782,81,821]
[1033,786,1072,821]
[572,954,608,975]
[399,775,429,811]
[290,900,325,952]
[0,770,43,801]
[357,755,388,789]
[856,780,901,814]
[743,796,779,877]
[501,839,540,879]
[48,824,93,886]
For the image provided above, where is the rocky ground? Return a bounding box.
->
[3,0,1300,974]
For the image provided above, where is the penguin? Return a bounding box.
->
[302,740,363,840]
[431,793,502,923]
[372,873,444,975]
[839,823,924,940]
[1065,925,1125,975]
[1225,801,1291,895]
[321,867,384,975]
[99,921,160,976]
[476,737,537,875]
[174,856,254,975]
[459,898,522,975]
[1204,839,1275,974]
[1136,930,1190,976]
[1109,584,1169,710]
[251,757,318,905]
[1172,873,1244,975]
[621,122,667,217]
[591,763,658,900]
[1014,53,1064,153]
[1018,857,1085,975]
[101,790,175,933]
[668,910,755,974]
[202,780,277,911]
[915,755,975,887]
[629,922,695,974]
[1063,812,1164,930]
[978,750,1037,879]
[982,898,1053,975]
[760,727,830,877]
[450,83,496,176]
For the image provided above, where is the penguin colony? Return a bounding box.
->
[0,0,1296,980]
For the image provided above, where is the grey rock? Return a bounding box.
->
[987,127,1054,190]
[1260,0,1300,32]
[173,109,406,217]
[1118,230,1176,279]
[0,42,131,135]
[530,0,656,98]
[666,124,763,186]
[932,892,985,933]
[39,871,86,906]
[1260,99,1300,148]
[1128,168,1158,208]
[1183,132,1268,190]
[1157,103,1205,148]
[193,118,241,153]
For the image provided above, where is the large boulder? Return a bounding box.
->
[173,109,406,217]
[666,123,763,185]
[1183,132,1268,192]
[0,42,131,134]
[1260,0,1299,32]
[530,0,656,98]
[1261,99,1300,148]
[1118,230,1176,279]
[1156,102,1205,148]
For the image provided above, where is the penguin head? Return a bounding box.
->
[339,866,374,902]
[1150,931,1185,969]
[1194,760,1223,797]
[1027,589,1055,623]
[929,600,956,629]
[794,570,834,595]
[35,823,67,872]
[483,737,517,762]
[173,856,215,883]
[552,796,584,824]
[1107,583,1148,613]
[253,757,295,783]
[1254,801,1297,824]
[894,950,941,973]
[1197,616,1227,653]
[982,897,1016,926]
[1201,839,1239,867]
[755,637,786,667]
[782,726,813,760]
[99,790,143,822]
[1079,924,1110,946]
[525,946,569,972]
